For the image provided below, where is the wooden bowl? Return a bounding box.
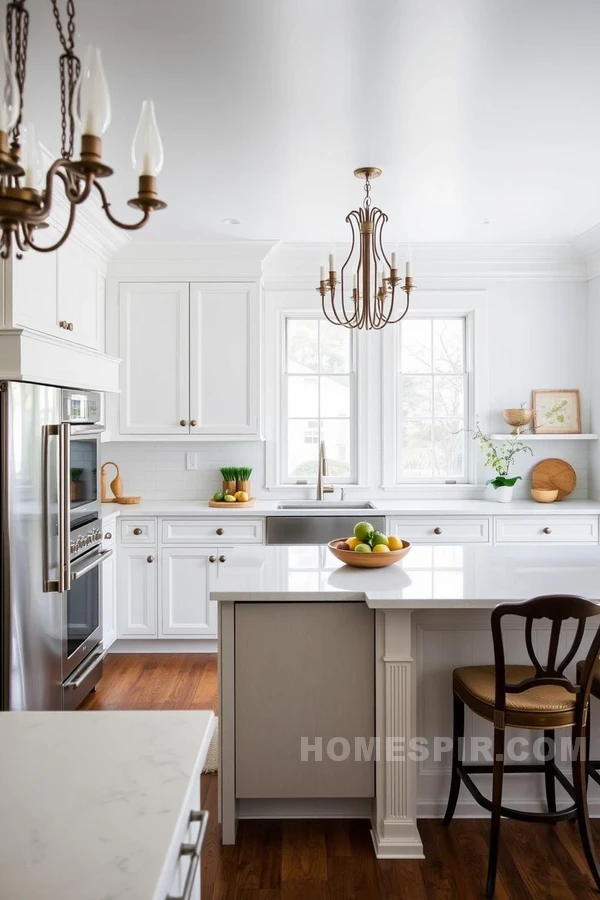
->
[327,539,411,568]
[530,488,559,503]
[115,496,142,505]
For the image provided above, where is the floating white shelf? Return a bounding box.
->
[490,433,598,441]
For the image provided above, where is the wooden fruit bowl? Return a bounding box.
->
[327,539,411,568]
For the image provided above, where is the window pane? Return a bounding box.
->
[321,419,351,476]
[288,375,318,417]
[402,375,432,417]
[402,420,433,477]
[287,319,319,373]
[434,375,464,418]
[319,320,351,373]
[401,319,431,373]
[288,419,319,477]
[433,319,464,374]
[433,419,464,476]
[320,375,350,417]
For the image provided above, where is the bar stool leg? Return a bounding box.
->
[485,726,505,900]
[572,720,600,890]
[543,728,557,815]
[443,691,465,826]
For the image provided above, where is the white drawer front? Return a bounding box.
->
[161,517,264,545]
[388,516,490,543]
[495,516,599,544]
[160,778,208,900]
[120,518,157,544]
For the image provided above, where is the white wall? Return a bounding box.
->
[588,276,600,500]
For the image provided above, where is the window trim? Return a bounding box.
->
[381,291,488,489]
[264,292,370,490]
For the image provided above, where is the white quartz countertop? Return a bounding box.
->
[0,711,214,900]
[107,498,600,517]
[211,543,600,609]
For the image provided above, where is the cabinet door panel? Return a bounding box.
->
[11,225,60,336]
[119,283,190,434]
[117,548,157,637]
[57,242,101,349]
[189,283,259,435]
[160,547,217,637]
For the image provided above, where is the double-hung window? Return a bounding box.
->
[282,317,355,483]
[397,315,469,481]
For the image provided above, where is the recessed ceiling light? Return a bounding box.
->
[223,218,242,226]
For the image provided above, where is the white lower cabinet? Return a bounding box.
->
[160,547,218,637]
[117,547,158,637]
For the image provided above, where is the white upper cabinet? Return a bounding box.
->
[112,279,262,440]
[189,282,260,436]
[56,242,103,350]
[10,225,61,337]
[118,282,191,435]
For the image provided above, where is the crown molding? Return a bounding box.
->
[108,240,279,280]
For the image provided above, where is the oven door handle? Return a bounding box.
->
[63,648,106,690]
[70,548,113,582]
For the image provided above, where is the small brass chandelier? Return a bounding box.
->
[0,0,166,259]
[317,167,414,330]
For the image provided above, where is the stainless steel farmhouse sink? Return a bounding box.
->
[266,513,386,545]
[277,501,377,510]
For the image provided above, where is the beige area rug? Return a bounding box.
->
[203,717,219,773]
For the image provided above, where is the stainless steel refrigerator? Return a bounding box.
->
[1,381,106,711]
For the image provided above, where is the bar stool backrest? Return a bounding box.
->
[491,594,600,719]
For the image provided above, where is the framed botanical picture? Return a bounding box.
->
[532,389,581,434]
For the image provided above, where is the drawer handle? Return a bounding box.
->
[166,809,209,900]
[104,532,112,540]
[180,419,188,427]
[133,528,143,535]
[209,555,216,563]
[219,555,227,563]
[216,528,224,535]
[543,527,552,535]
[147,555,154,563]
[190,419,197,427]
[433,527,442,535]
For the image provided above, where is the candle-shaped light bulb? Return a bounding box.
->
[328,252,335,272]
[132,100,164,176]
[352,274,357,290]
[320,265,325,281]
[391,251,397,269]
[72,46,111,137]
[21,121,44,190]
[405,245,412,278]
[0,32,19,134]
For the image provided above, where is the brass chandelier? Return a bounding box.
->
[0,0,166,259]
[317,167,414,330]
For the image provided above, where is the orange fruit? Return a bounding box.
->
[388,535,403,551]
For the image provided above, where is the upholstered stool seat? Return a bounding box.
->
[454,664,576,729]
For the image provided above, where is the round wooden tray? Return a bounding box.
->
[531,458,576,500]
[208,498,256,508]
[327,539,411,568]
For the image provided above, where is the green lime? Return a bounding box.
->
[371,531,389,547]
[354,521,374,542]
[354,543,372,553]
[213,491,224,502]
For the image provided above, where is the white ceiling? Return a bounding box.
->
[21,0,600,244]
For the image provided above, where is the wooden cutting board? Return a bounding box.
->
[208,498,256,508]
[531,458,576,500]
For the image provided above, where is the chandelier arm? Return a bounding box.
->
[337,211,361,326]
[22,157,73,223]
[22,199,77,253]
[94,181,151,231]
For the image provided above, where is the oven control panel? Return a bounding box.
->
[70,526,103,560]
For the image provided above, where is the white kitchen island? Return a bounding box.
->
[0,711,214,900]
[214,543,600,859]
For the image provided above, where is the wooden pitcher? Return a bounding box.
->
[101,461,123,502]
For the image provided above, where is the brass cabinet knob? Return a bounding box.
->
[433,527,442,535]
[219,555,227,563]
[209,555,216,563]
[180,419,188,427]
[67,322,74,331]
[104,532,112,540]
[543,527,552,535]
[190,420,197,427]
[133,527,143,535]
[147,555,154,563]
[59,320,68,329]
[216,528,224,535]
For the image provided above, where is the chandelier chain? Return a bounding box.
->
[51,0,79,159]
[364,175,371,210]
[6,0,29,148]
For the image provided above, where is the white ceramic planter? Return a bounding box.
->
[493,485,514,503]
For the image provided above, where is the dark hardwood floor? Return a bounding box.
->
[81,654,600,899]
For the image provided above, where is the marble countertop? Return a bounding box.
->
[211,543,600,609]
[0,711,214,900]
[106,498,600,518]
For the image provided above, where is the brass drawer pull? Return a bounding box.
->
[543,527,552,535]
[133,527,143,535]
[67,322,73,331]
[190,419,197,427]
[209,555,216,563]
[433,527,442,535]
[219,555,227,563]
[180,419,188,427]
[147,555,154,563]
[216,528,224,535]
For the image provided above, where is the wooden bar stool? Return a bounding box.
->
[443,594,600,899]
